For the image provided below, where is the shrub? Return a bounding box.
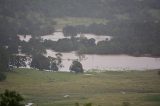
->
[70,60,84,73]
[75,102,80,106]
[84,103,92,106]
[0,89,24,106]
[122,102,130,106]
[0,72,6,81]
[158,71,160,75]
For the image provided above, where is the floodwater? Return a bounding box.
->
[18,35,32,42]
[18,32,111,44]
[41,32,111,44]
[46,49,160,72]
[18,33,160,71]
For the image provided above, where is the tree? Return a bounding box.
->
[9,55,27,68]
[55,38,77,52]
[0,72,6,81]
[18,12,55,37]
[31,54,50,70]
[0,47,10,82]
[48,53,63,71]
[75,102,80,106]
[84,103,92,106]
[70,60,84,73]
[21,38,46,55]
[55,53,63,69]
[0,89,24,106]
[122,102,130,106]
[158,71,160,76]
[63,25,77,37]
[0,48,10,72]
[48,56,58,71]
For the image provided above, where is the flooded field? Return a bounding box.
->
[46,49,160,71]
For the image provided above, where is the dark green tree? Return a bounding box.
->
[18,12,55,37]
[0,72,6,81]
[55,38,76,52]
[48,56,58,71]
[70,60,84,73]
[9,55,27,68]
[31,54,50,70]
[0,48,9,72]
[55,53,63,69]
[48,53,63,71]
[84,103,92,106]
[75,102,80,106]
[63,25,78,37]
[0,89,24,106]
[21,38,46,55]
[0,47,10,81]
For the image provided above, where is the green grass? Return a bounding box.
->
[53,17,109,30]
[0,69,160,106]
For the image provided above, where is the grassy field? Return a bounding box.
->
[53,17,109,30]
[0,69,160,106]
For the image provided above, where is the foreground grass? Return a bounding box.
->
[0,69,160,106]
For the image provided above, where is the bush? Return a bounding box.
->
[0,72,6,81]
[63,25,77,37]
[75,102,80,106]
[122,102,130,106]
[31,54,50,70]
[84,103,92,106]
[158,71,160,75]
[70,60,84,73]
[0,89,24,106]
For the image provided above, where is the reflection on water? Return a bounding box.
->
[46,49,160,71]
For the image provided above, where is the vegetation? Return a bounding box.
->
[44,18,160,56]
[21,38,47,55]
[59,21,160,56]
[0,1,160,105]
[1,0,160,63]
[83,103,92,106]
[31,53,63,71]
[0,48,10,81]
[0,0,160,105]
[63,26,78,37]
[70,60,84,73]
[54,17,108,29]
[54,38,77,52]
[0,69,160,106]
[0,89,24,106]
[75,102,93,106]
[0,72,6,81]
[9,55,27,68]
[0,48,9,72]
[122,102,130,106]
[43,37,96,53]
[158,71,160,75]
[31,54,51,70]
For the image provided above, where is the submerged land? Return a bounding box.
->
[0,69,160,106]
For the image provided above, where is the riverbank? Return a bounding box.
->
[0,68,160,106]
